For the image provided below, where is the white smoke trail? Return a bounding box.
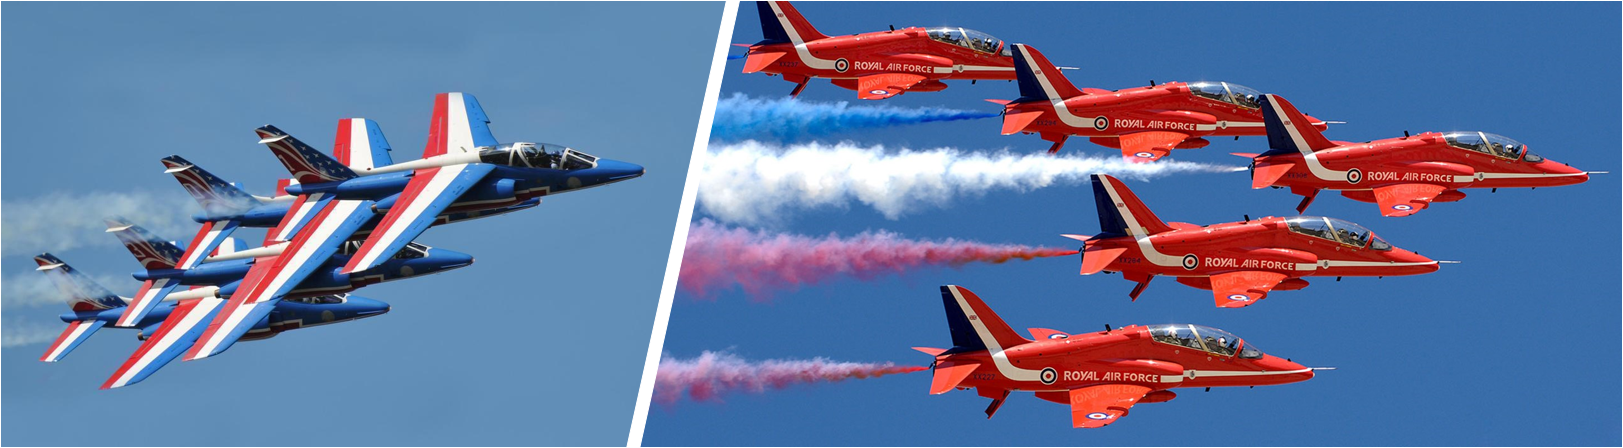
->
[2,271,131,310]
[2,316,62,348]
[697,140,1245,225]
[2,191,200,257]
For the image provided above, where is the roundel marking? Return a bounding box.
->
[869,89,889,96]
[1392,204,1413,211]
[1134,152,1156,159]
[1039,367,1058,385]
[1346,168,1363,184]
[1048,333,1069,339]
[1181,254,1200,270]
[1093,116,1110,131]
[567,177,582,189]
[834,58,850,73]
[321,310,336,322]
[1228,294,1250,301]
[1086,412,1111,420]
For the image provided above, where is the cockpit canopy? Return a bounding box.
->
[477,142,599,170]
[1443,131,1539,161]
[1285,216,1390,250]
[1187,81,1264,109]
[1150,324,1259,359]
[925,27,1010,56]
[338,241,432,259]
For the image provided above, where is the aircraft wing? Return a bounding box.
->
[1372,183,1448,217]
[1117,131,1190,163]
[857,73,929,100]
[117,220,240,327]
[186,196,377,361]
[40,319,107,363]
[1068,383,1154,428]
[103,297,226,389]
[341,163,494,273]
[1209,270,1291,308]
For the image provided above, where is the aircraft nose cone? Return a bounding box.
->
[346,297,392,318]
[597,159,645,181]
[1257,355,1315,385]
[1385,247,1439,274]
[1534,159,1589,185]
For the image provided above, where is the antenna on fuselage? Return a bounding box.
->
[889,25,895,31]
[1243,214,1250,223]
[1149,79,1156,87]
[1104,324,1111,332]
[1403,130,1410,138]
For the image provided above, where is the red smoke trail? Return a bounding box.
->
[680,220,1078,300]
[655,351,927,404]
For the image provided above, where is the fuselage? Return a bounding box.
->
[1087,216,1438,281]
[60,296,390,341]
[748,27,1017,85]
[131,247,475,299]
[936,324,1313,397]
[1007,81,1329,147]
[1256,131,1589,193]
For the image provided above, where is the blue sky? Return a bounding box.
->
[2,2,720,446]
[645,2,1620,446]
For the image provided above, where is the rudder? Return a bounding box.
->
[1261,94,1337,155]
[1011,44,1082,103]
[938,285,1029,353]
[757,1,828,45]
[1090,174,1173,237]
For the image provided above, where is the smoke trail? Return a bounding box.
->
[2,316,62,348]
[711,93,998,141]
[2,271,131,310]
[680,220,1076,300]
[697,140,1244,225]
[655,351,926,404]
[1,191,200,257]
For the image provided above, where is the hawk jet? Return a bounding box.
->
[915,285,1324,428]
[1239,94,1594,217]
[993,43,1331,162]
[1067,174,1442,308]
[741,1,1019,99]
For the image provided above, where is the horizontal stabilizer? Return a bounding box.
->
[930,360,981,395]
[742,52,783,73]
[912,346,947,356]
[1252,162,1295,189]
[1081,247,1126,275]
[1002,110,1044,135]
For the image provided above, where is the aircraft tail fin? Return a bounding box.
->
[160,155,263,217]
[1090,174,1174,237]
[757,1,828,44]
[1011,44,1083,103]
[1261,94,1337,155]
[104,217,185,270]
[333,118,395,171]
[938,285,1030,353]
[254,125,358,184]
[34,253,126,312]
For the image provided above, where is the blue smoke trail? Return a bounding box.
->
[710,93,1000,142]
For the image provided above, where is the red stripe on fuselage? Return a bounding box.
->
[343,167,441,272]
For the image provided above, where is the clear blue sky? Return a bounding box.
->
[2,2,720,446]
[646,2,1620,446]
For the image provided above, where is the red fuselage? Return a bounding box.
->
[1258,132,1589,194]
[1089,216,1438,283]
[747,28,1017,85]
[1006,82,1328,148]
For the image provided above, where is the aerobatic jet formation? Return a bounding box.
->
[33,92,644,388]
[993,43,1331,162]
[915,285,1324,428]
[1065,174,1442,308]
[741,1,1019,100]
[1239,94,1595,217]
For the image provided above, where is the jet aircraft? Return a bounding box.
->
[32,253,392,389]
[1067,174,1441,307]
[741,1,1018,99]
[1239,94,1594,217]
[181,92,642,365]
[993,43,1330,162]
[915,285,1323,428]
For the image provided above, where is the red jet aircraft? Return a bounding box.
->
[1067,174,1442,308]
[1240,94,1595,217]
[915,285,1323,428]
[994,43,1331,162]
[741,1,1018,100]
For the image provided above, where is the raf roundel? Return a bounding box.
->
[1181,254,1200,270]
[1048,333,1069,340]
[1392,204,1414,211]
[1346,168,1363,184]
[1134,152,1156,159]
[1039,367,1058,385]
[834,58,850,73]
[1093,116,1110,131]
[869,89,889,96]
[1086,412,1112,421]
[1228,294,1251,302]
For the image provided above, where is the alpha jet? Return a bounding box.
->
[31,253,391,389]
[915,285,1323,428]
[993,43,1330,162]
[1239,94,1593,217]
[182,92,641,365]
[1067,174,1440,308]
[741,1,1018,99]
